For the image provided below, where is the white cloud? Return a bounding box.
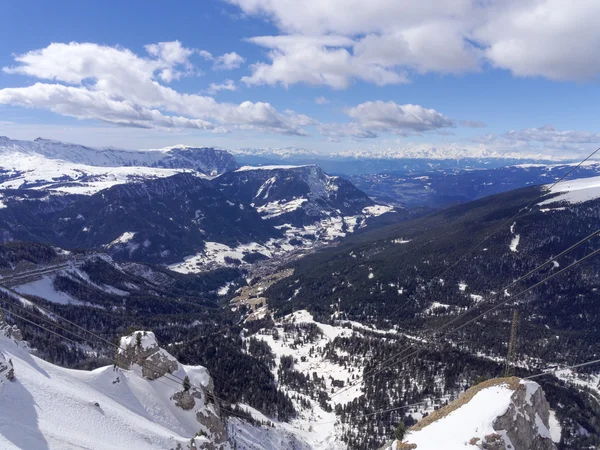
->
[475,0,600,81]
[319,101,454,139]
[460,120,486,128]
[469,125,600,158]
[315,96,329,105]
[229,0,600,86]
[0,42,308,136]
[243,35,407,89]
[205,80,237,95]
[346,101,454,134]
[213,52,245,70]
[198,50,214,60]
[501,126,600,145]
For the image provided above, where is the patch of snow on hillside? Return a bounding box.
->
[14,275,83,305]
[362,205,394,217]
[539,175,600,206]
[108,231,137,247]
[236,165,307,172]
[548,410,562,443]
[510,235,520,252]
[392,238,411,244]
[257,198,308,219]
[458,282,467,292]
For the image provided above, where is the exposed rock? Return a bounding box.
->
[117,331,178,380]
[172,390,196,410]
[386,378,558,450]
[117,331,228,449]
[493,382,557,450]
[0,352,14,383]
[0,310,23,342]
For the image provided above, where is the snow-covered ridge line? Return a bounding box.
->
[235,164,313,172]
[233,144,575,162]
[539,175,600,206]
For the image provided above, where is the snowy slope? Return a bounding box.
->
[539,175,600,206]
[0,329,234,450]
[0,137,238,195]
[385,378,560,450]
[0,332,227,449]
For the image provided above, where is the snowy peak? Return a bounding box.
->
[0,136,238,176]
[387,377,559,450]
[215,164,375,226]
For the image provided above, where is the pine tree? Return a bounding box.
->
[183,376,191,392]
[394,422,406,441]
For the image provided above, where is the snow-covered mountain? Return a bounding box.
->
[215,165,380,226]
[0,137,237,173]
[0,170,393,271]
[0,137,238,194]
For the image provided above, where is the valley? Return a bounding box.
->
[0,137,599,450]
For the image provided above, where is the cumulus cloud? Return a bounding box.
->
[0,42,308,135]
[242,35,408,89]
[315,96,329,105]
[460,120,486,128]
[319,101,454,139]
[205,80,237,95]
[229,0,600,86]
[346,101,454,134]
[213,52,245,70]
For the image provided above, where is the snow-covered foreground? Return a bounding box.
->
[0,331,220,450]
[385,379,560,450]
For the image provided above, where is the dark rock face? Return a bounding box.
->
[493,382,557,450]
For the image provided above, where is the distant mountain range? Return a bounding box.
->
[232,146,576,176]
[0,137,394,270]
[350,161,600,207]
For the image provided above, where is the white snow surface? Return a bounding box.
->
[235,165,308,172]
[539,175,600,206]
[108,231,137,247]
[386,380,557,450]
[362,205,394,217]
[14,275,83,305]
[0,331,220,450]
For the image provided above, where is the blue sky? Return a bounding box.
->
[1,0,600,158]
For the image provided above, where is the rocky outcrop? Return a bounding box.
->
[493,381,556,450]
[172,390,196,410]
[117,331,178,380]
[117,331,228,450]
[387,378,558,450]
[0,313,23,342]
[0,352,14,383]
